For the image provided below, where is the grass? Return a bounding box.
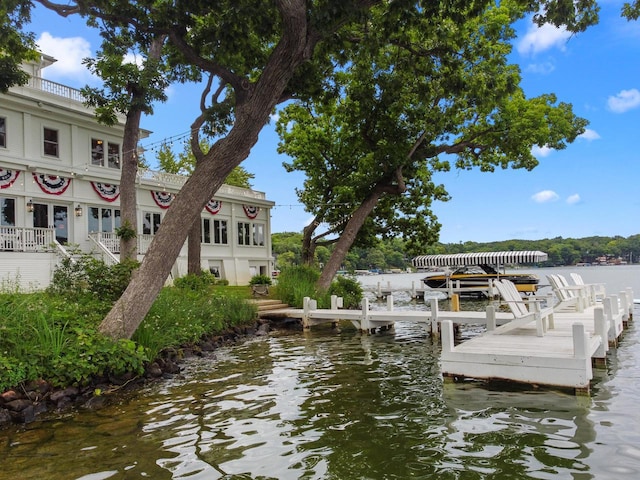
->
[0,284,258,392]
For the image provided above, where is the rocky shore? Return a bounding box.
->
[0,319,271,428]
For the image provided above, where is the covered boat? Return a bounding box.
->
[412,251,548,296]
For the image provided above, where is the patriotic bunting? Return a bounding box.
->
[91,182,120,202]
[33,173,71,195]
[0,168,20,189]
[205,199,222,215]
[243,204,259,219]
[151,190,174,209]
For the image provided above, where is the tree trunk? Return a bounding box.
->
[119,109,141,261]
[317,192,382,290]
[119,36,165,262]
[99,8,311,338]
[301,218,318,265]
[187,218,202,275]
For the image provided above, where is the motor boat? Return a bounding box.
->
[421,264,540,295]
[413,251,547,297]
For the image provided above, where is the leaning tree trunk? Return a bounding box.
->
[99,133,255,338]
[317,192,383,291]
[187,219,202,275]
[99,8,310,339]
[118,108,141,261]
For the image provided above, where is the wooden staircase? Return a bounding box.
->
[250,299,293,318]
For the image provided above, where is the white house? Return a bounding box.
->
[0,54,275,290]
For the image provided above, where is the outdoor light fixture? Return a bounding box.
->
[74,204,83,217]
[26,199,34,212]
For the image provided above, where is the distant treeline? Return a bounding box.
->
[272,232,640,272]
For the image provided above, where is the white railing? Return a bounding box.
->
[0,226,56,252]
[88,232,155,255]
[26,76,85,103]
[137,168,266,200]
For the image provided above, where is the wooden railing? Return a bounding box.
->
[0,226,56,252]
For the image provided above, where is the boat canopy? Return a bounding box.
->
[412,250,548,268]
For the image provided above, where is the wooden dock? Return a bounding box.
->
[257,285,634,394]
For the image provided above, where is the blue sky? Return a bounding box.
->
[26,2,639,244]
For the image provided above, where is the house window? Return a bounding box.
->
[108,142,120,169]
[0,197,15,226]
[91,139,121,169]
[0,117,6,148]
[214,219,228,244]
[238,222,251,246]
[88,207,121,233]
[143,211,162,235]
[253,223,265,246]
[238,221,263,246]
[202,218,228,244]
[43,127,59,157]
[91,138,104,166]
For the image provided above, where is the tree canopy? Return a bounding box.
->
[277,1,588,289]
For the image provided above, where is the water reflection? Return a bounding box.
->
[2,268,639,479]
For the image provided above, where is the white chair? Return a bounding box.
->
[489,279,555,337]
[569,272,606,303]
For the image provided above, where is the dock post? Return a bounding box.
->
[593,306,608,361]
[387,295,394,311]
[486,304,496,331]
[302,296,311,329]
[451,294,460,312]
[361,297,371,333]
[441,320,454,359]
[331,295,343,310]
[429,298,440,339]
[411,281,416,299]
[572,323,592,395]
[619,290,630,326]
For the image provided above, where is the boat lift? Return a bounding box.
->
[412,250,549,298]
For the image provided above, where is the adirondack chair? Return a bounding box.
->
[569,272,606,303]
[546,274,590,313]
[489,279,555,337]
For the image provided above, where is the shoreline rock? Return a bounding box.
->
[0,319,272,428]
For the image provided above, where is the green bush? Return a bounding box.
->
[273,265,330,308]
[249,274,272,286]
[47,255,138,301]
[329,275,363,309]
[173,271,218,291]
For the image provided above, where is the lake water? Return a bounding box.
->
[2,266,639,479]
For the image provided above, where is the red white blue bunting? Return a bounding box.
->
[33,173,71,195]
[151,190,174,209]
[205,199,222,215]
[0,168,20,189]
[91,182,120,202]
[243,204,260,219]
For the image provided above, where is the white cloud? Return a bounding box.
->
[524,62,555,75]
[566,194,581,205]
[579,129,600,141]
[607,89,640,113]
[517,23,571,56]
[532,190,559,203]
[532,145,553,157]
[36,32,93,83]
